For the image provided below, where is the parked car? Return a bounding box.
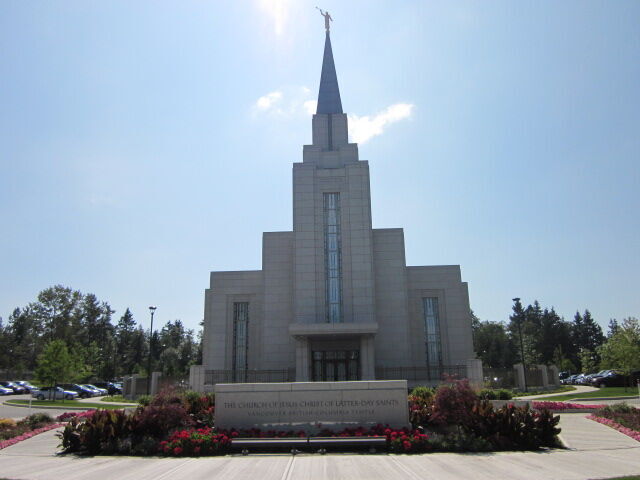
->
[57,383,96,399]
[0,381,27,394]
[15,381,37,393]
[92,382,122,395]
[588,370,613,384]
[0,386,13,395]
[592,370,640,388]
[83,384,108,396]
[31,386,78,401]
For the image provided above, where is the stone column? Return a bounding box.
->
[538,364,549,389]
[150,371,162,395]
[123,375,132,399]
[360,336,376,380]
[514,363,526,391]
[295,337,310,381]
[465,358,484,388]
[129,373,143,399]
[189,365,206,392]
[548,365,560,387]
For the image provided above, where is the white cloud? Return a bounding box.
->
[253,89,414,144]
[303,99,317,115]
[252,86,312,117]
[257,0,291,36]
[255,91,283,110]
[348,103,415,144]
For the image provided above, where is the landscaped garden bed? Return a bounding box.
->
[58,379,562,456]
[0,413,63,450]
[588,404,640,442]
[531,401,607,412]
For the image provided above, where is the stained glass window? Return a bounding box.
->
[324,193,342,323]
[423,297,442,369]
[233,302,249,381]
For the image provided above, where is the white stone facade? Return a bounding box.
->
[197,32,476,389]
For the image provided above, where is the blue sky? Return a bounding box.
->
[1,1,638,333]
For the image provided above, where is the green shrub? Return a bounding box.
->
[478,389,497,400]
[137,395,151,406]
[478,388,513,401]
[410,386,434,400]
[497,389,513,400]
[18,413,53,429]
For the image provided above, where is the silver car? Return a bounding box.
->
[82,384,108,396]
[31,386,78,401]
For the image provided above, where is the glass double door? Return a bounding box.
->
[312,350,359,381]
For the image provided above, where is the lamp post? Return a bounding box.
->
[512,297,528,392]
[147,306,157,395]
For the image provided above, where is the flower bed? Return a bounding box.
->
[587,403,640,442]
[0,413,63,451]
[160,425,431,456]
[588,415,640,442]
[57,410,96,422]
[59,382,562,456]
[532,401,607,411]
[0,423,63,450]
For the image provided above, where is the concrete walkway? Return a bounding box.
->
[514,385,598,400]
[76,396,138,406]
[0,413,638,480]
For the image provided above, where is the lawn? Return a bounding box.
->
[536,387,640,401]
[516,386,576,397]
[99,395,138,404]
[6,399,135,410]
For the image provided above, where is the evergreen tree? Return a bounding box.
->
[572,309,605,368]
[607,319,619,338]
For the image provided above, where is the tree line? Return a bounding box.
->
[473,299,640,375]
[0,285,201,381]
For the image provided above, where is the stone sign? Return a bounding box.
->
[215,380,409,431]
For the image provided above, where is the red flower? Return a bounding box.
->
[403,440,412,451]
[173,447,183,455]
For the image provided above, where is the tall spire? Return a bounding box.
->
[316,32,343,115]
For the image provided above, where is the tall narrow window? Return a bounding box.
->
[233,302,249,381]
[324,193,342,323]
[423,298,442,369]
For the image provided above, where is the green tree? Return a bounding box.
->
[599,317,640,386]
[473,320,517,368]
[607,319,619,338]
[578,348,598,373]
[572,310,605,368]
[35,340,84,395]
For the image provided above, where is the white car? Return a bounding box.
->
[31,386,78,401]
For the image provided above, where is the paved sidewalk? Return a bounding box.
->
[514,385,598,400]
[0,414,638,480]
[76,396,138,406]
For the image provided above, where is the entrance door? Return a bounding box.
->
[312,350,359,381]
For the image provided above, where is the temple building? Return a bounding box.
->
[192,27,478,389]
